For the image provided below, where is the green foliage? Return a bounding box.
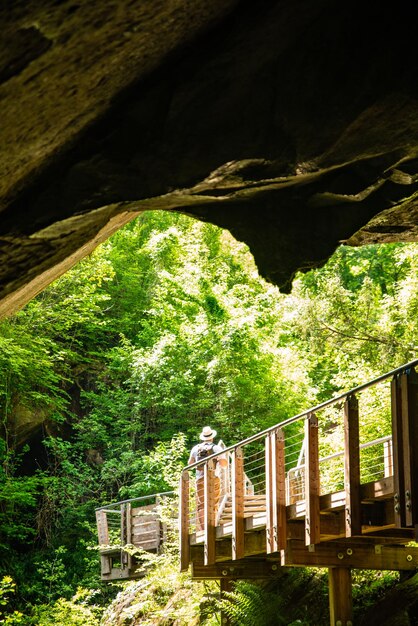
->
[0,474,38,544]
[217,570,330,626]
[0,577,24,625]
[218,580,286,626]
[33,588,101,626]
[101,550,205,626]
[352,570,399,612]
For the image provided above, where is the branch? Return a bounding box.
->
[317,320,401,346]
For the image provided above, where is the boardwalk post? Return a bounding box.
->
[305,413,320,546]
[391,374,406,527]
[328,567,353,626]
[231,447,245,560]
[400,368,418,527]
[120,503,128,569]
[265,433,273,553]
[204,459,216,565]
[383,438,393,478]
[344,394,361,537]
[274,428,287,550]
[266,429,286,553]
[391,376,405,528]
[179,472,190,571]
[96,509,112,576]
[126,502,132,571]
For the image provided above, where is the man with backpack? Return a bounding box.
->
[188,426,227,531]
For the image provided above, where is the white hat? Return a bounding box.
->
[199,426,217,441]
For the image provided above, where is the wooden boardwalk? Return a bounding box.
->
[179,360,418,625]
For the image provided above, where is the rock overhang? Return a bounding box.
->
[1,0,418,317]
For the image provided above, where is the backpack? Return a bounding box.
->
[196,442,215,464]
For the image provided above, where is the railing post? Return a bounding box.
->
[204,459,216,565]
[179,471,190,571]
[399,368,418,527]
[305,413,320,546]
[344,394,361,537]
[383,438,393,478]
[392,374,406,527]
[266,429,286,553]
[126,502,132,570]
[275,428,287,550]
[231,447,245,560]
[96,509,111,576]
[266,433,273,553]
[120,503,128,568]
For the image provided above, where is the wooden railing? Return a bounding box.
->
[180,359,418,570]
[96,491,175,580]
[94,362,418,624]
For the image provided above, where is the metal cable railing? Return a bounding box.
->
[182,359,418,535]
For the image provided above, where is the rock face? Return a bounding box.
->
[1,0,418,316]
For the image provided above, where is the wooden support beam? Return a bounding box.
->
[392,374,406,527]
[344,394,361,537]
[328,567,353,626]
[282,540,418,570]
[191,528,418,568]
[191,529,267,563]
[231,447,245,560]
[179,471,190,571]
[305,413,320,546]
[204,459,216,565]
[192,560,282,580]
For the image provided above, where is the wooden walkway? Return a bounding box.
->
[179,360,418,625]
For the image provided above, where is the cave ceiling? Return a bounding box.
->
[1,0,418,317]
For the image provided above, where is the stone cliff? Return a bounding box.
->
[1,0,418,317]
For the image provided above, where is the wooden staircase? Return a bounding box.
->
[217,494,267,525]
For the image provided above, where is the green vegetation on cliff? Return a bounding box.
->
[1,211,418,624]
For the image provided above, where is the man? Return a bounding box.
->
[188,426,227,531]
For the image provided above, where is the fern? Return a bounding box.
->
[217,580,286,626]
